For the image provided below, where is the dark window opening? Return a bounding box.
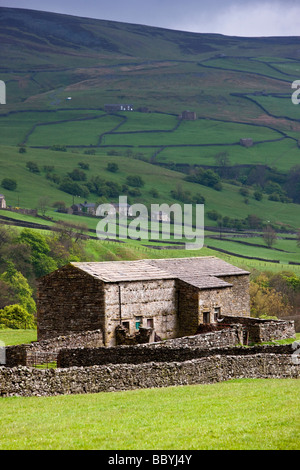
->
[147,318,154,328]
[122,321,130,331]
[203,312,210,324]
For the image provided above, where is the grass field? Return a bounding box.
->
[0,379,299,450]
[1,329,298,450]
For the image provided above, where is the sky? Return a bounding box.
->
[0,0,300,37]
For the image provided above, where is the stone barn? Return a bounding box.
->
[37,256,250,347]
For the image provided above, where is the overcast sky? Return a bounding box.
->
[0,0,299,37]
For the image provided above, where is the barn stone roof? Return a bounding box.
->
[71,260,174,283]
[71,257,249,290]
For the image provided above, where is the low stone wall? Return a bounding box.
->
[158,325,244,348]
[1,351,299,397]
[57,342,297,368]
[5,330,104,367]
[221,316,295,343]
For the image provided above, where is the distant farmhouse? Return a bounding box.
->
[179,110,197,120]
[37,257,250,347]
[70,202,97,216]
[105,104,134,112]
[69,201,131,217]
[0,194,6,209]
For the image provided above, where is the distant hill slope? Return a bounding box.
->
[0,7,299,245]
[2,6,300,65]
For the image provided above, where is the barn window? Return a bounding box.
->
[214,307,221,321]
[122,321,130,332]
[203,312,210,324]
[147,318,154,328]
[135,316,142,330]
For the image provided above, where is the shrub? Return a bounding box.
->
[78,162,89,170]
[1,178,17,191]
[126,175,145,188]
[0,304,36,329]
[107,163,119,173]
[26,161,40,173]
[186,168,222,190]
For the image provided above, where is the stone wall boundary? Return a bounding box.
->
[0,352,299,397]
[5,329,104,367]
[57,342,299,368]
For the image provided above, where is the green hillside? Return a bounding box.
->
[0,6,300,269]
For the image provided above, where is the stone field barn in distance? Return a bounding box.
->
[37,257,250,347]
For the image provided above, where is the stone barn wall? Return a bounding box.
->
[104,279,177,346]
[37,265,106,341]
[216,274,250,317]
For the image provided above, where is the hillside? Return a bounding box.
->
[0,6,300,271]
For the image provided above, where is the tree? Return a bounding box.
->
[126,175,144,188]
[52,200,67,211]
[254,190,263,201]
[250,274,291,318]
[107,162,119,173]
[214,151,230,177]
[262,225,277,248]
[186,168,222,191]
[0,263,36,314]
[38,196,50,216]
[285,165,300,203]
[26,161,40,173]
[1,178,17,191]
[18,228,58,277]
[68,168,87,181]
[0,304,36,329]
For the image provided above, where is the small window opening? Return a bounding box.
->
[214,307,221,322]
[147,318,154,328]
[135,316,142,330]
[203,312,210,324]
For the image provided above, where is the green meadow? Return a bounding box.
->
[0,379,299,450]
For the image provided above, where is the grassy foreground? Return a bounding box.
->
[0,379,299,450]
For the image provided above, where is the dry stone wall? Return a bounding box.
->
[1,350,299,397]
[5,330,104,367]
[221,316,295,343]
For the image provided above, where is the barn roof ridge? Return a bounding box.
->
[70,256,249,289]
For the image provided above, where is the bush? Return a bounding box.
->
[126,175,144,188]
[0,304,36,329]
[26,161,40,173]
[107,163,119,173]
[254,190,263,201]
[78,162,89,170]
[207,210,221,221]
[1,178,17,191]
[68,168,87,181]
[186,168,222,191]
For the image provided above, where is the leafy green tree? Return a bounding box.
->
[18,229,57,277]
[107,162,119,173]
[126,175,144,188]
[0,263,36,314]
[186,168,222,191]
[0,304,36,329]
[26,161,40,173]
[68,168,87,181]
